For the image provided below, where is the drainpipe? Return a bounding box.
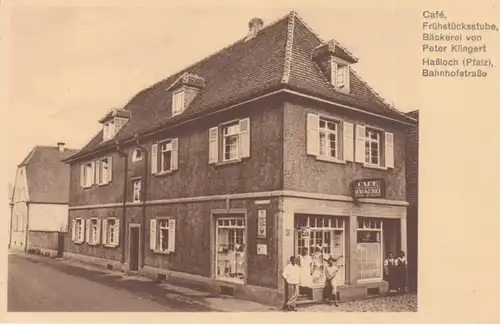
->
[134,134,148,269]
[117,142,128,265]
[24,202,30,252]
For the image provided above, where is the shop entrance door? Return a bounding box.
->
[294,215,346,287]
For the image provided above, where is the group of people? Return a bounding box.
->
[384,250,408,292]
[282,248,408,311]
[282,247,342,311]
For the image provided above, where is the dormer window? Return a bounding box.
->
[103,120,115,141]
[99,109,131,142]
[331,60,350,92]
[172,89,185,116]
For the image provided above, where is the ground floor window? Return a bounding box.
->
[215,217,246,283]
[103,217,120,247]
[72,218,84,243]
[87,218,100,245]
[294,215,346,286]
[357,218,383,281]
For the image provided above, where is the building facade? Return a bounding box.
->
[9,143,77,256]
[63,12,417,306]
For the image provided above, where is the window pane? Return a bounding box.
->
[319,120,326,128]
[160,229,169,251]
[327,121,336,131]
[162,151,171,171]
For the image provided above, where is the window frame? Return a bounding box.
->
[75,218,84,243]
[159,139,173,173]
[172,89,185,116]
[157,218,170,253]
[318,118,340,160]
[221,122,240,162]
[364,128,382,167]
[105,217,118,247]
[132,148,143,162]
[103,120,115,141]
[88,218,99,245]
[83,162,93,188]
[356,218,384,282]
[132,179,142,203]
[215,216,247,284]
[97,157,111,185]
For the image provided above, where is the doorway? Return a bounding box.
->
[129,225,141,272]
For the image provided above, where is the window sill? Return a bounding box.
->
[155,170,176,177]
[215,276,245,285]
[97,182,111,187]
[153,250,172,255]
[316,156,346,165]
[73,240,84,245]
[129,201,142,205]
[362,163,388,171]
[104,244,119,248]
[215,158,243,167]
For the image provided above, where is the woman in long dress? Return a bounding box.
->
[384,252,396,291]
[298,248,312,289]
[395,250,407,292]
[311,246,324,283]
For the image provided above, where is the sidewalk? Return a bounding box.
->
[10,250,277,312]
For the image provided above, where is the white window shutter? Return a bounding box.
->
[85,219,90,243]
[355,125,366,163]
[343,122,354,162]
[108,157,113,183]
[95,160,100,185]
[71,219,76,242]
[102,219,108,246]
[80,165,85,188]
[114,218,120,246]
[385,132,395,168]
[209,127,219,164]
[151,144,158,174]
[239,118,250,159]
[96,219,101,244]
[171,138,179,171]
[306,113,320,156]
[150,219,157,251]
[331,60,338,86]
[168,219,176,252]
[90,162,96,186]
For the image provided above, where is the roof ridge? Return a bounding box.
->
[281,11,296,84]
[350,68,411,119]
[293,11,324,43]
[159,12,292,91]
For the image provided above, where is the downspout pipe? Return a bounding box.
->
[117,141,128,266]
[133,134,148,269]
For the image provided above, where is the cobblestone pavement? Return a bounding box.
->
[299,294,417,312]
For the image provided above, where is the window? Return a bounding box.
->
[357,218,383,281]
[294,215,346,285]
[132,149,143,162]
[319,119,339,159]
[223,123,239,162]
[83,162,93,187]
[208,118,250,164]
[365,128,381,165]
[132,179,141,203]
[151,139,179,175]
[103,218,119,247]
[160,141,173,172]
[335,64,347,88]
[216,217,246,283]
[97,157,112,185]
[87,218,100,245]
[72,218,84,243]
[172,90,185,116]
[103,121,115,141]
[149,218,176,253]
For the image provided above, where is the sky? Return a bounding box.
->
[2,4,424,187]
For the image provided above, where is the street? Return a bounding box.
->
[8,253,216,312]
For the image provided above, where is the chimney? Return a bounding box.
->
[57,142,65,152]
[246,17,264,40]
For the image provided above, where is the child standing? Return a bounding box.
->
[384,252,396,292]
[323,256,342,306]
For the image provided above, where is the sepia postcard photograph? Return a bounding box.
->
[1,0,499,323]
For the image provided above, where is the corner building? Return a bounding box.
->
[63,12,417,307]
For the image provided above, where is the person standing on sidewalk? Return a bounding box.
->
[324,256,342,306]
[395,250,407,293]
[282,256,300,311]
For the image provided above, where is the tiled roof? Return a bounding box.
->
[20,146,78,203]
[68,11,415,162]
[406,110,419,120]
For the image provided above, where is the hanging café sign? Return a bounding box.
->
[352,178,386,199]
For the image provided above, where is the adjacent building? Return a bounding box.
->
[405,110,419,293]
[62,12,417,306]
[9,143,77,256]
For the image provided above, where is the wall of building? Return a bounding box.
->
[66,207,123,262]
[27,230,59,251]
[283,98,408,201]
[10,166,29,250]
[69,97,285,208]
[29,203,69,232]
